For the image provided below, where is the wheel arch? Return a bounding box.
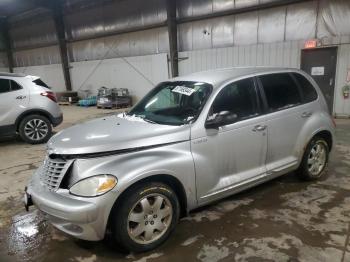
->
[307,129,333,152]
[15,109,54,131]
[112,174,188,218]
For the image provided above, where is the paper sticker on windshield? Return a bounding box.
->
[172,86,196,96]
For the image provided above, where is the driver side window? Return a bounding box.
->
[211,78,260,124]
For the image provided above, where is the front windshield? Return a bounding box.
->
[128,81,213,125]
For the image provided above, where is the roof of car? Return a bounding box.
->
[0,72,26,77]
[172,67,301,87]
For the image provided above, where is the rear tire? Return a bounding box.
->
[19,114,52,144]
[110,182,180,253]
[298,136,329,181]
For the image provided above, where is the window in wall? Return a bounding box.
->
[0,79,11,93]
[211,77,259,123]
[292,73,318,103]
[259,73,302,111]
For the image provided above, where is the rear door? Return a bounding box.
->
[301,47,337,113]
[0,78,29,127]
[257,73,308,175]
[192,77,268,204]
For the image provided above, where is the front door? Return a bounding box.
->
[191,77,267,205]
[301,47,337,113]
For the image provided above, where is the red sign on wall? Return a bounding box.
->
[304,40,317,49]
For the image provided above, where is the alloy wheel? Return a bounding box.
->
[307,142,327,176]
[127,193,173,244]
[24,119,49,141]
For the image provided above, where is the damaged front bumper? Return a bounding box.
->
[24,167,118,241]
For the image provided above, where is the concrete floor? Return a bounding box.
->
[0,106,350,262]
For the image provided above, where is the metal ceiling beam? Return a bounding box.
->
[177,0,313,24]
[52,1,72,91]
[167,0,178,78]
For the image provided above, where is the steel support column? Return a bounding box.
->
[1,20,14,73]
[166,0,178,78]
[52,2,72,91]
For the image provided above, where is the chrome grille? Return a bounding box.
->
[40,156,70,191]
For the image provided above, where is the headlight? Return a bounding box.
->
[69,175,117,197]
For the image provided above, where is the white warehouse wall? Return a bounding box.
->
[70,53,169,102]
[178,40,350,117]
[335,44,350,117]
[12,53,169,103]
[0,68,9,72]
[13,64,66,92]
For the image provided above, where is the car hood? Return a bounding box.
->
[47,115,190,155]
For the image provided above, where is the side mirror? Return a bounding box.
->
[205,111,238,129]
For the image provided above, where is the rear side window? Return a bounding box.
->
[212,78,260,122]
[259,73,302,112]
[292,73,318,103]
[33,78,50,89]
[10,80,22,91]
[0,79,11,93]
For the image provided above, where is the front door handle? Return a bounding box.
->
[301,112,312,118]
[252,125,267,132]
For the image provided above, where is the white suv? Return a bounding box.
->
[0,72,63,144]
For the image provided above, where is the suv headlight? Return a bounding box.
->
[69,175,117,197]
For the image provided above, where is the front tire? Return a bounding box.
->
[111,182,180,253]
[298,136,329,181]
[19,115,52,144]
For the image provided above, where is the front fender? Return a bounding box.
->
[69,141,197,211]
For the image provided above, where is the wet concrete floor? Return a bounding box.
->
[0,107,350,262]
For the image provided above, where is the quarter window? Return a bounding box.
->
[211,78,259,123]
[0,79,11,93]
[10,80,22,91]
[259,73,302,112]
[292,73,318,103]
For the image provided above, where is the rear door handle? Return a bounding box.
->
[301,112,312,118]
[252,125,267,132]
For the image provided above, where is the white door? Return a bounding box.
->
[0,78,29,127]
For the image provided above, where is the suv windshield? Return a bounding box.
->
[128,81,213,125]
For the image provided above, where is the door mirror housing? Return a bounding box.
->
[205,111,238,129]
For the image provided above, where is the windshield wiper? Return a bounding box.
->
[142,117,157,124]
[133,114,157,124]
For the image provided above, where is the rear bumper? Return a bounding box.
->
[26,168,118,241]
[51,113,63,127]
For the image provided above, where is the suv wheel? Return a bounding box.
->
[298,136,329,180]
[111,182,180,252]
[19,115,52,144]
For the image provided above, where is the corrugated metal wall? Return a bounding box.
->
[178,40,304,74]
[13,46,61,67]
[178,1,321,52]
[3,0,350,66]
[68,27,169,62]
[64,0,167,41]
[1,0,349,114]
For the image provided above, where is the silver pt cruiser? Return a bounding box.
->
[25,67,335,252]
